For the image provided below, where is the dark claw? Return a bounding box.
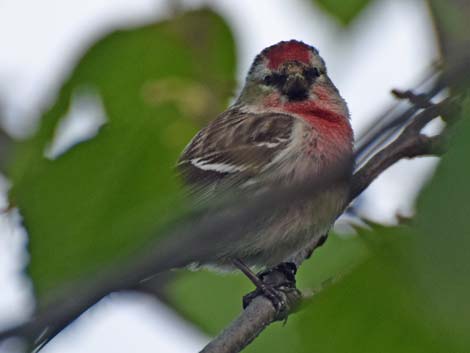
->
[242,284,286,310]
[242,262,299,313]
[258,262,297,284]
[242,290,257,309]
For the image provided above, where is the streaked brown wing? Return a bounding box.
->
[177,107,294,191]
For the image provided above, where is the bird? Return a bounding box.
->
[177,39,354,287]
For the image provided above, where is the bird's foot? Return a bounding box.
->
[240,262,301,318]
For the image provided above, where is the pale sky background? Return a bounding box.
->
[0,0,438,352]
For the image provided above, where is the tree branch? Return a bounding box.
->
[350,97,452,200]
[200,295,292,353]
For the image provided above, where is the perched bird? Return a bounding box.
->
[178,40,354,280]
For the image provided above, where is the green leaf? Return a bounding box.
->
[8,9,236,301]
[245,222,468,353]
[312,0,374,26]
[409,98,470,349]
[297,239,453,353]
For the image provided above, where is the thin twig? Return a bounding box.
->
[200,296,278,353]
[350,98,452,200]
[391,89,434,108]
[200,290,301,353]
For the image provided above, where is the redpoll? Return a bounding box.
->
[178,40,354,274]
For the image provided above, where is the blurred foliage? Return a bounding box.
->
[428,0,470,56]
[8,9,236,301]
[409,99,470,349]
[312,0,375,26]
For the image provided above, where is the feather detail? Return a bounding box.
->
[177,107,294,190]
[190,158,247,173]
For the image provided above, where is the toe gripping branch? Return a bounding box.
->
[233,260,302,321]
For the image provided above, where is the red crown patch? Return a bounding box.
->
[264,40,313,69]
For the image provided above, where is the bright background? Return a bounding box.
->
[0,0,439,352]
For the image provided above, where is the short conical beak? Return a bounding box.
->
[282,74,309,101]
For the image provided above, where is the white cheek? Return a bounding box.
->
[251,65,271,81]
[316,74,326,83]
[260,85,276,94]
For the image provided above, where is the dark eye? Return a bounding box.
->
[304,68,320,81]
[263,75,274,85]
[263,73,286,86]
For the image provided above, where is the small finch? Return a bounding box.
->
[178,40,354,285]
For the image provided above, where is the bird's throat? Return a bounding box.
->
[262,94,353,146]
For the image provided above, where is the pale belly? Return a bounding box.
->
[214,182,349,268]
[205,154,351,269]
